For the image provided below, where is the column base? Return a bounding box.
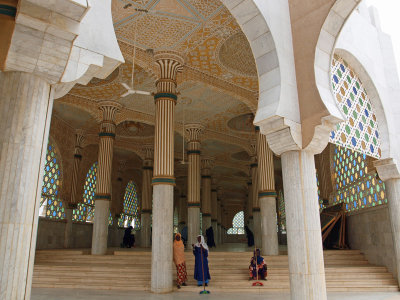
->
[188,206,200,247]
[260,196,279,255]
[151,184,173,293]
[91,200,110,255]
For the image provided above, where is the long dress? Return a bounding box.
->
[193,246,211,285]
[173,234,187,286]
[205,227,216,248]
[249,254,267,279]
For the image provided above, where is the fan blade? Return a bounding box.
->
[121,83,131,90]
[135,90,152,96]
[121,91,133,97]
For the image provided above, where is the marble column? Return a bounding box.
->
[281,150,326,300]
[375,158,400,285]
[257,130,279,255]
[0,72,53,300]
[201,157,213,232]
[64,129,85,248]
[141,145,153,248]
[151,51,184,293]
[185,123,204,247]
[91,101,121,255]
[250,140,261,247]
[211,178,218,244]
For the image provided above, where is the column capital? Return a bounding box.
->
[142,144,154,161]
[374,158,400,181]
[154,51,185,95]
[201,156,214,170]
[74,129,85,155]
[98,101,123,122]
[185,123,205,142]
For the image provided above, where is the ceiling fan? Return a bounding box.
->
[121,8,152,98]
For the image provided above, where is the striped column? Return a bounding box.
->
[201,157,213,233]
[211,178,218,245]
[250,139,261,247]
[64,129,85,248]
[112,159,127,216]
[91,101,121,255]
[0,72,53,300]
[141,145,153,248]
[185,123,204,247]
[151,51,184,293]
[257,129,279,255]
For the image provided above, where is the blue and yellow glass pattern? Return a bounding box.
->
[118,181,140,228]
[41,142,65,220]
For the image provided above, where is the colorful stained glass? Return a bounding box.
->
[173,207,178,234]
[227,211,244,235]
[330,55,381,158]
[118,181,140,228]
[332,145,387,212]
[316,173,325,212]
[200,212,203,235]
[277,190,286,233]
[73,162,97,222]
[39,142,65,220]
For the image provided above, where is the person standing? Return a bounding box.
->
[193,235,211,286]
[173,233,187,289]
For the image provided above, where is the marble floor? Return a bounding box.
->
[31,288,400,300]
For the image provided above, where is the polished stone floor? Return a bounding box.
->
[31,288,400,300]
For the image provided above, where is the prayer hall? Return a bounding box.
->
[1,0,400,299]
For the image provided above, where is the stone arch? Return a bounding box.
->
[221,0,300,138]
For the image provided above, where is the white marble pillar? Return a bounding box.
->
[186,124,204,247]
[92,102,121,255]
[0,72,53,300]
[65,130,85,248]
[151,52,184,293]
[257,130,279,255]
[281,150,327,300]
[141,146,153,248]
[375,158,400,285]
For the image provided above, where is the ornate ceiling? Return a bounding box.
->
[52,0,281,207]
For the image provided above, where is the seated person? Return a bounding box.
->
[249,248,267,280]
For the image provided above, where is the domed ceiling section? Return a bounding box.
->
[116,121,154,138]
[112,0,258,91]
[227,113,255,133]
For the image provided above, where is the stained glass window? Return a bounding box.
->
[73,162,97,222]
[200,212,203,235]
[330,55,381,158]
[277,190,286,233]
[332,145,387,212]
[39,142,65,220]
[227,211,245,235]
[316,173,325,212]
[118,181,140,228]
[173,207,179,234]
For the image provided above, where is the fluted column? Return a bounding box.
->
[211,178,218,245]
[91,101,121,255]
[64,129,85,248]
[141,145,153,248]
[185,123,204,247]
[250,140,261,247]
[0,72,53,300]
[247,180,253,230]
[178,193,188,231]
[257,130,278,255]
[151,51,184,293]
[201,157,213,232]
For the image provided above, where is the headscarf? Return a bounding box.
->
[253,248,264,265]
[194,235,209,251]
[173,233,185,265]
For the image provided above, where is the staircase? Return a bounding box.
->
[32,249,398,292]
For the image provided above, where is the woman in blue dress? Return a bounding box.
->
[192,235,211,286]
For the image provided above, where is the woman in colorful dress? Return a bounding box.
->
[173,233,187,289]
[193,235,211,286]
[249,248,267,280]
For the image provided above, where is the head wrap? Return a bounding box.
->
[194,235,209,251]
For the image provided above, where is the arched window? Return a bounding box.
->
[73,162,113,225]
[39,142,65,220]
[330,55,381,158]
[332,145,387,211]
[118,181,140,228]
[277,190,286,233]
[227,211,244,235]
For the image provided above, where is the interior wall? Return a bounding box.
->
[36,218,126,250]
[347,204,396,277]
